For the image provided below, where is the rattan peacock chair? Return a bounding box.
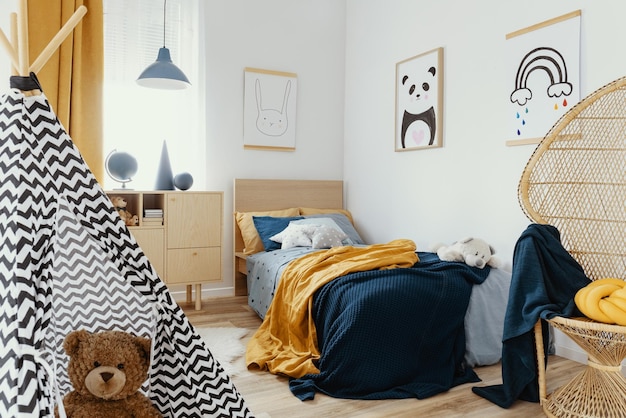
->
[518,76,626,417]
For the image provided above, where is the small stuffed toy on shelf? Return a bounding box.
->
[109,196,138,226]
[55,329,162,418]
[431,237,500,269]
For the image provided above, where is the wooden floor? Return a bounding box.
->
[181,296,586,418]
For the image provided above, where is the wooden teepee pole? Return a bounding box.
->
[0,0,87,78]
[30,5,87,74]
[16,0,29,76]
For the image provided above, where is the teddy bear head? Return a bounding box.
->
[63,330,152,401]
[435,237,500,269]
[109,196,127,209]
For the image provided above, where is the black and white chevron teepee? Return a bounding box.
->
[0,79,253,417]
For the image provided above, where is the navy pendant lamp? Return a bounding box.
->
[136,0,191,90]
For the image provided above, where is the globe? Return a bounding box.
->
[105,150,138,189]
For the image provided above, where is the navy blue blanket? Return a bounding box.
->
[289,252,490,400]
[472,224,590,407]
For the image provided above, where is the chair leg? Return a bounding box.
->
[534,320,547,403]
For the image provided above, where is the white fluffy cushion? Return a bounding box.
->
[291,217,353,244]
[270,223,317,249]
[311,225,347,249]
[271,220,352,250]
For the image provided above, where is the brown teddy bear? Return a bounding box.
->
[55,329,162,418]
[109,196,138,226]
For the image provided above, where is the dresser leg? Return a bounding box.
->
[195,284,202,310]
[186,285,192,304]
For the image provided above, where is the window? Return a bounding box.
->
[103,0,204,190]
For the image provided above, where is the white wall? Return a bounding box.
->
[344,0,626,267]
[200,0,347,294]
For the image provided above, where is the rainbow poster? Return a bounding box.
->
[506,10,581,145]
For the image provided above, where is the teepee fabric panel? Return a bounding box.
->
[0,88,253,417]
[50,197,155,396]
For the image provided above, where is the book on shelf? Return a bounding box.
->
[142,217,163,224]
[144,209,163,218]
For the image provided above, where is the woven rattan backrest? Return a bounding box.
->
[519,77,626,281]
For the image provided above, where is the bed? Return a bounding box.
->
[233,178,511,401]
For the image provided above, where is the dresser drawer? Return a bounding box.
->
[131,227,165,278]
[166,247,221,284]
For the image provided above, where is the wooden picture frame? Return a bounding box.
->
[505,10,581,146]
[395,47,444,151]
[243,67,298,151]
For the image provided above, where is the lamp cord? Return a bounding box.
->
[162,0,167,47]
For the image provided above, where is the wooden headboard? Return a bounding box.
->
[233,178,344,295]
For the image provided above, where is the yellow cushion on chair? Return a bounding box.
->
[574,278,626,325]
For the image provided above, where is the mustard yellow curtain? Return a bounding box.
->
[27,0,104,183]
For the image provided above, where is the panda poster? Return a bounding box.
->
[395,47,443,151]
[243,67,298,151]
[506,10,581,145]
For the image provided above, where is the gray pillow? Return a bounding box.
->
[302,213,365,245]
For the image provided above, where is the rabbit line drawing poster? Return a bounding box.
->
[244,67,298,150]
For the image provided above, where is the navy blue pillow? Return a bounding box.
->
[252,215,304,251]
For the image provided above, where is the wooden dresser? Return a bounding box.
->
[106,190,223,309]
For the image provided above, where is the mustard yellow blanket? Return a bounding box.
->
[245,239,418,377]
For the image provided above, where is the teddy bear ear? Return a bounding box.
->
[64,329,91,356]
[489,245,496,255]
[135,336,152,360]
[459,237,473,244]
